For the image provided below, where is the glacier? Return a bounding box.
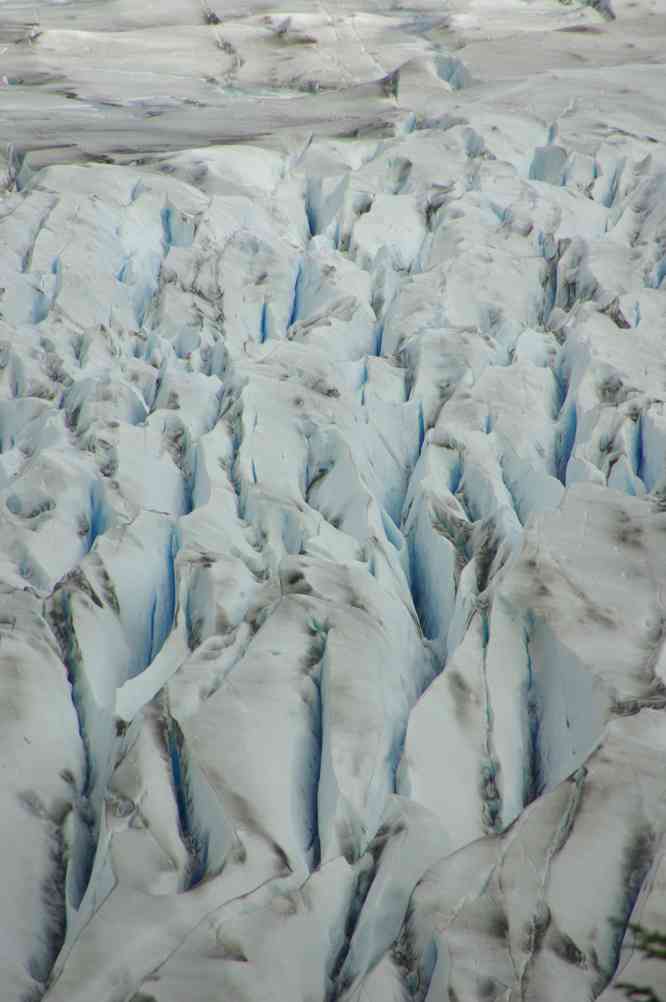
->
[1,0,666,999]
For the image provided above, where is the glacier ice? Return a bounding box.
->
[1,0,666,999]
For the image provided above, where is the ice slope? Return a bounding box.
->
[1,0,666,999]
[400,710,666,1002]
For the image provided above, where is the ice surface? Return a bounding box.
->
[401,710,666,1002]
[1,0,666,999]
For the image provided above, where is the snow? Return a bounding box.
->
[1,0,666,998]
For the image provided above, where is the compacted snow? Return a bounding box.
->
[1,1,666,999]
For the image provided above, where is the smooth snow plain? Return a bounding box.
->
[1,0,666,999]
